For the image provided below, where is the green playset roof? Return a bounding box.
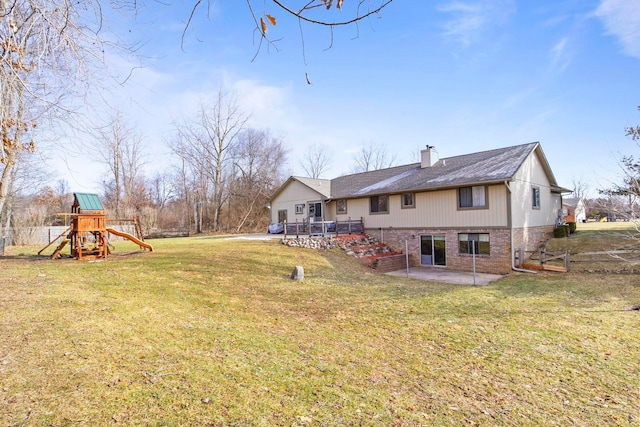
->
[73,193,105,212]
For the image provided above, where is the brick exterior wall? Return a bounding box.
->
[374,254,408,273]
[366,228,515,275]
[512,225,555,265]
[512,225,554,253]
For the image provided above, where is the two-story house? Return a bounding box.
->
[268,142,569,274]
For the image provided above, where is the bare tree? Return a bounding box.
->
[571,177,590,200]
[10,201,48,245]
[600,107,640,236]
[0,148,52,231]
[170,90,249,232]
[228,128,288,232]
[350,142,397,173]
[94,113,147,218]
[626,106,640,141]
[0,0,120,230]
[300,145,332,179]
[171,156,203,233]
[148,171,177,213]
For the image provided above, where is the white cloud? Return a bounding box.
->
[232,79,297,133]
[595,0,640,59]
[437,0,515,45]
[550,37,572,72]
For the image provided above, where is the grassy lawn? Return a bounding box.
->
[545,221,640,272]
[1,236,639,426]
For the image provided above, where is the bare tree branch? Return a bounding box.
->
[300,145,332,178]
[271,0,394,26]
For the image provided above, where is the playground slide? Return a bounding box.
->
[106,227,153,252]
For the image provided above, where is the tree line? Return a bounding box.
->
[7,90,289,240]
[0,0,395,241]
[5,82,405,242]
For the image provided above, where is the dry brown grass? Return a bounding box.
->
[1,236,639,426]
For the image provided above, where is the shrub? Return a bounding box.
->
[553,225,569,238]
[567,222,577,234]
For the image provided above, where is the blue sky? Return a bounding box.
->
[53,0,640,197]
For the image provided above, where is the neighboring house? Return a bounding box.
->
[563,197,587,223]
[269,142,570,274]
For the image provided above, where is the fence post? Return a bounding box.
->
[470,239,477,285]
[565,250,570,272]
[405,240,410,278]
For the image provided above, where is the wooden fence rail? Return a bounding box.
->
[521,248,570,272]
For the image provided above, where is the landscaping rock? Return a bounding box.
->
[281,234,403,271]
[290,265,304,281]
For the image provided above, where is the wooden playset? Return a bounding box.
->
[39,193,153,260]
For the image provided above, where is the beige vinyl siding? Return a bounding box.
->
[270,181,324,224]
[335,185,508,228]
[325,201,336,219]
[510,151,560,228]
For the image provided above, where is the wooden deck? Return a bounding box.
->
[284,218,364,238]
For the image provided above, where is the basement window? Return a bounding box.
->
[458,233,490,255]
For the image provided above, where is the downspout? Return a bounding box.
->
[505,181,537,274]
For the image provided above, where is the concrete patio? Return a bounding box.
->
[386,266,503,285]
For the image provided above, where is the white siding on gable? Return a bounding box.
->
[335,185,508,228]
[510,150,559,228]
[270,180,325,224]
[575,200,587,222]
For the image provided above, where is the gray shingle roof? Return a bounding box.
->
[293,176,332,198]
[563,197,581,207]
[269,176,332,203]
[331,142,542,198]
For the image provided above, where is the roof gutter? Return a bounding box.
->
[505,181,537,274]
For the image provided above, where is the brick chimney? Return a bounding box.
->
[421,145,438,168]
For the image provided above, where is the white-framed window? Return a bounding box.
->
[458,233,490,255]
[402,192,415,209]
[336,199,347,214]
[458,186,487,209]
[295,204,305,214]
[532,186,541,209]
[370,195,389,214]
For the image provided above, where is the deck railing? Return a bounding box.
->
[284,217,364,238]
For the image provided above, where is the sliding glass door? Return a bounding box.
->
[420,235,446,266]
